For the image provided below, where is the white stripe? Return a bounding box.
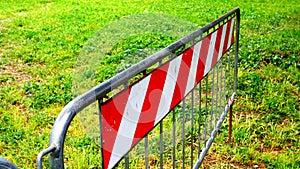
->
[204,31,217,76]
[185,41,202,96]
[227,18,235,50]
[218,23,228,60]
[154,55,182,124]
[108,75,151,169]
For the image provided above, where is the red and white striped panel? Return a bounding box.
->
[101,18,235,169]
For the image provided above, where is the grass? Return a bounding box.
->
[0,0,299,168]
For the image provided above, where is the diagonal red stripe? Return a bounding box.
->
[170,47,193,109]
[211,27,223,68]
[131,63,169,146]
[101,89,131,169]
[195,34,211,83]
[222,19,232,55]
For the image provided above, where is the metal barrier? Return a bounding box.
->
[0,8,240,169]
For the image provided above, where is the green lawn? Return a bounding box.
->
[0,0,299,168]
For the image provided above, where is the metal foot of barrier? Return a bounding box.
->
[0,157,18,169]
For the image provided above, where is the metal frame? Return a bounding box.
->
[0,157,18,169]
[35,8,240,169]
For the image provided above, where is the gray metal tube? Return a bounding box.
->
[0,157,18,169]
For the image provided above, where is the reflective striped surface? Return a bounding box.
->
[101,18,236,169]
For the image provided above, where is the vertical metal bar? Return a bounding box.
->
[226,29,233,145]
[220,63,223,112]
[228,104,233,143]
[216,64,219,121]
[223,54,227,103]
[145,135,149,169]
[182,99,185,169]
[198,82,201,157]
[124,79,130,168]
[172,109,176,169]
[197,34,203,158]
[223,53,226,99]
[228,54,230,95]
[158,58,163,169]
[182,44,187,169]
[98,99,104,169]
[191,90,194,168]
[211,69,215,132]
[219,63,222,117]
[160,122,163,169]
[235,9,240,95]
[229,46,233,95]
[226,53,232,100]
[219,63,222,114]
[205,75,208,142]
[191,37,196,169]
[125,154,129,169]
[124,82,129,89]
[124,78,129,169]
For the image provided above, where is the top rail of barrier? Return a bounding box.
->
[36,7,240,169]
